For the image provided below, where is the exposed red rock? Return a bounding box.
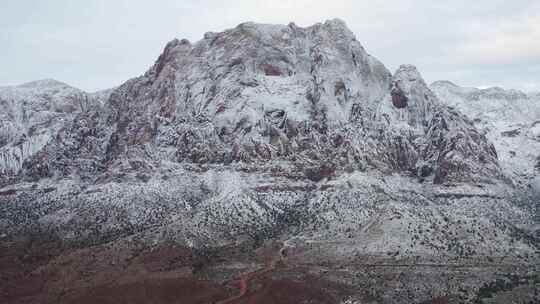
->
[261,64,282,76]
[391,87,408,108]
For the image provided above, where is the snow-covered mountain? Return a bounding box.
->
[1,20,539,304]
[0,79,98,182]
[14,20,501,187]
[431,81,540,187]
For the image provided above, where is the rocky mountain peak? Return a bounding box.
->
[148,38,192,78]
[388,65,438,127]
[2,20,503,187]
[393,64,422,81]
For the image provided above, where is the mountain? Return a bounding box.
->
[1,20,539,304]
[12,21,501,186]
[431,81,540,186]
[0,79,98,185]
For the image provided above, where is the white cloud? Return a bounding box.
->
[452,15,540,65]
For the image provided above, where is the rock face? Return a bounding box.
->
[391,85,408,108]
[1,20,539,304]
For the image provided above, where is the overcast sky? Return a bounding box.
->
[1,0,539,92]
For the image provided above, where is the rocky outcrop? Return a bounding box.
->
[374,65,501,184]
[391,85,408,109]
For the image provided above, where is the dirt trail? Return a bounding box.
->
[215,243,285,304]
[215,265,274,304]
